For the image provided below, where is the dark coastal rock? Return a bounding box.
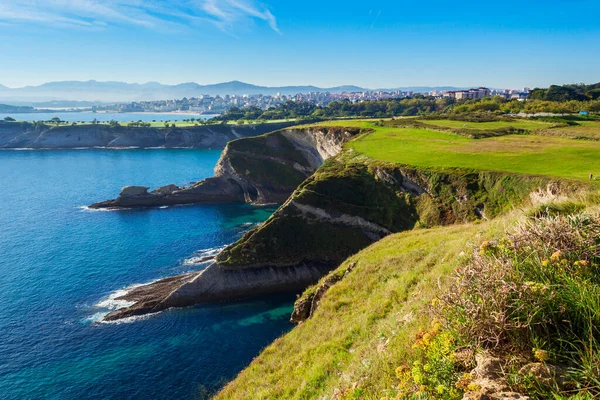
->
[152,184,180,195]
[90,177,245,209]
[120,186,150,197]
[103,263,331,321]
[290,261,357,323]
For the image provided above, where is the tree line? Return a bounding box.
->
[529,83,600,102]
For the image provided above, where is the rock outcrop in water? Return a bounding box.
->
[0,121,295,149]
[90,126,364,209]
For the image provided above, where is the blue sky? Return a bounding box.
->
[0,0,598,89]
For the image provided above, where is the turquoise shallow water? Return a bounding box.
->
[0,149,292,399]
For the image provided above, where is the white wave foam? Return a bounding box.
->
[85,280,162,324]
[96,288,136,310]
[97,311,163,325]
[78,205,119,212]
[183,245,226,265]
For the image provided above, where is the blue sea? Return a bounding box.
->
[0,149,292,399]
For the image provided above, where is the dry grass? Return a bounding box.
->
[439,207,600,397]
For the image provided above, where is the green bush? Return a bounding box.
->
[439,213,600,397]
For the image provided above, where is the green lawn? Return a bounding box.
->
[417,119,552,131]
[348,126,600,182]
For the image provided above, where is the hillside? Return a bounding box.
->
[212,118,600,399]
[217,200,600,399]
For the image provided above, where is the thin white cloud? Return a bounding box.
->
[0,0,279,33]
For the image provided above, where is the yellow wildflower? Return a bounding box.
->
[534,349,549,362]
[455,373,474,390]
[550,250,563,263]
[479,241,493,254]
[541,259,550,267]
[395,365,409,379]
[422,333,432,346]
[467,383,482,392]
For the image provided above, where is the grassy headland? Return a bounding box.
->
[215,116,600,399]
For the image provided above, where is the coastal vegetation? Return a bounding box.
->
[217,201,600,399]
[344,121,600,182]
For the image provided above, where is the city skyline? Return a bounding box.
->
[0,0,598,89]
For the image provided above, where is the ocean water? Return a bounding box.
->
[0,149,292,399]
[1,112,218,123]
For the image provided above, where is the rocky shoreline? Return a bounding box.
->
[103,263,332,321]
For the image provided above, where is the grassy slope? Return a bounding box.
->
[216,216,512,399]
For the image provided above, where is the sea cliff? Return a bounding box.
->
[0,121,295,149]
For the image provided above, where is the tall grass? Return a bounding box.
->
[440,212,600,397]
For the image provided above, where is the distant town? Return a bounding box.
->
[95,87,531,114]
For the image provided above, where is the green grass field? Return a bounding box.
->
[417,119,552,131]
[348,126,600,182]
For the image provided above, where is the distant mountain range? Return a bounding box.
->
[0,80,467,104]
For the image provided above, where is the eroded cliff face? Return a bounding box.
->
[0,121,295,149]
[90,126,365,209]
[212,126,362,204]
[216,149,593,272]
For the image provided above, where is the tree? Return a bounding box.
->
[3,116,15,122]
[50,116,62,124]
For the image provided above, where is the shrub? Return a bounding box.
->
[438,213,600,396]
